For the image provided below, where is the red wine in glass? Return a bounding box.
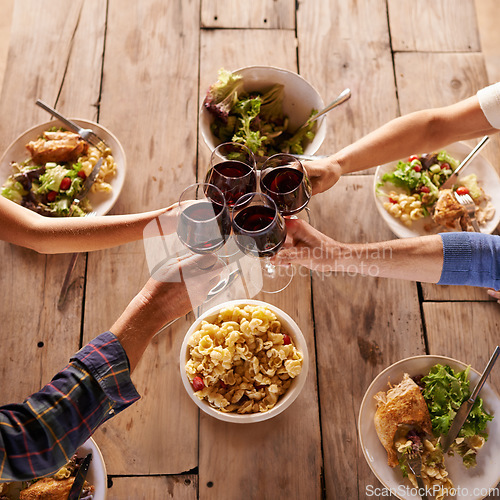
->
[205,160,257,207]
[233,204,286,258]
[177,200,232,254]
[260,154,312,216]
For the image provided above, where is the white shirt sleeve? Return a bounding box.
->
[477,82,500,129]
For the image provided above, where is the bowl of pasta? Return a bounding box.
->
[0,118,126,217]
[180,299,309,423]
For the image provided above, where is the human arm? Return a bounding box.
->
[0,194,180,254]
[308,85,500,194]
[0,254,221,481]
[273,219,500,288]
[272,218,443,282]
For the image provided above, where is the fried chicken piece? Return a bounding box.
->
[373,373,433,468]
[432,188,466,229]
[19,477,94,500]
[26,130,88,164]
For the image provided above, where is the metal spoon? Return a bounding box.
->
[294,87,351,133]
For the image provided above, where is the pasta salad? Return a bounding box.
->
[185,304,303,414]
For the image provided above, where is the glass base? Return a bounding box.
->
[240,257,293,294]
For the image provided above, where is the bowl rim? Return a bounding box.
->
[180,299,309,423]
[199,65,327,155]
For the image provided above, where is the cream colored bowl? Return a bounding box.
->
[180,299,309,423]
[200,65,327,156]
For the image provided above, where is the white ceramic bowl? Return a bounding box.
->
[373,141,500,238]
[200,65,327,155]
[358,355,500,500]
[0,118,126,216]
[180,299,309,423]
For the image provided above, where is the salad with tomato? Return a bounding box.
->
[377,151,459,215]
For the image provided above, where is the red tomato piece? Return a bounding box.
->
[389,197,398,204]
[420,186,430,193]
[413,165,422,172]
[409,155,419,162]
[440,162,450,170]
[47,191,57,202]
[283,334,291,345]
[77,170,87,180]
[456,186,470,195]
[192,376,204,391]
[60,177,72,190]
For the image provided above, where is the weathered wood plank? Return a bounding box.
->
[84,0,203,475]
[297,0,399,160]
[388,0,481,52]
[107,474,198,500]
[0,0,105,404]
[201,0,295,29]
[197,28,322,500]
[309,176,424,499]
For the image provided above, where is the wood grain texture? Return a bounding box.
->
[297,0,399,160]
[0,0,105,403]
[388,0,481,52]
[201,0,295,29]
[310,176,424,498]
[197,27,322,500]
[84,0,203,475]
[107,474,198,499]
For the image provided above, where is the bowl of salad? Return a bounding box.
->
[200,66,327,162]
[373,142,500,238]
[0,119,126,217]
[358,355,500,500]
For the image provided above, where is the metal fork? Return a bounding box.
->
[454,191,481,232]
[35,99,107,153]
[406,451,428,500]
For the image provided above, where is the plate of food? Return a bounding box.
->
[200,66,327,160]
[0,119,126,217]
[358,355,500,500]
[374,142,500,238]
[0,437,107,499]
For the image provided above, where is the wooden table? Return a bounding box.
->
[0,1,499,498]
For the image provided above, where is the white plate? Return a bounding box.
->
[2,437,107,499]
[373,142,500,238]
[200,65,327,155]
[77,438,107,500]
[358,355,500,500]
[0,119,126,216]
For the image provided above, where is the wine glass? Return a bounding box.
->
[205,142,258,208]
[232,192,292,293]
[177,182,232,293]
[259,153,312,218]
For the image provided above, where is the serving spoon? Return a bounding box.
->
[294,87,351,134]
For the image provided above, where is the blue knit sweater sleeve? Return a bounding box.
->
[438,232,500,289]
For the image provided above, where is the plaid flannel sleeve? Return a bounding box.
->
[0,331,140,482]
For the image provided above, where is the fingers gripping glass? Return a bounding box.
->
[232,192,292,293]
